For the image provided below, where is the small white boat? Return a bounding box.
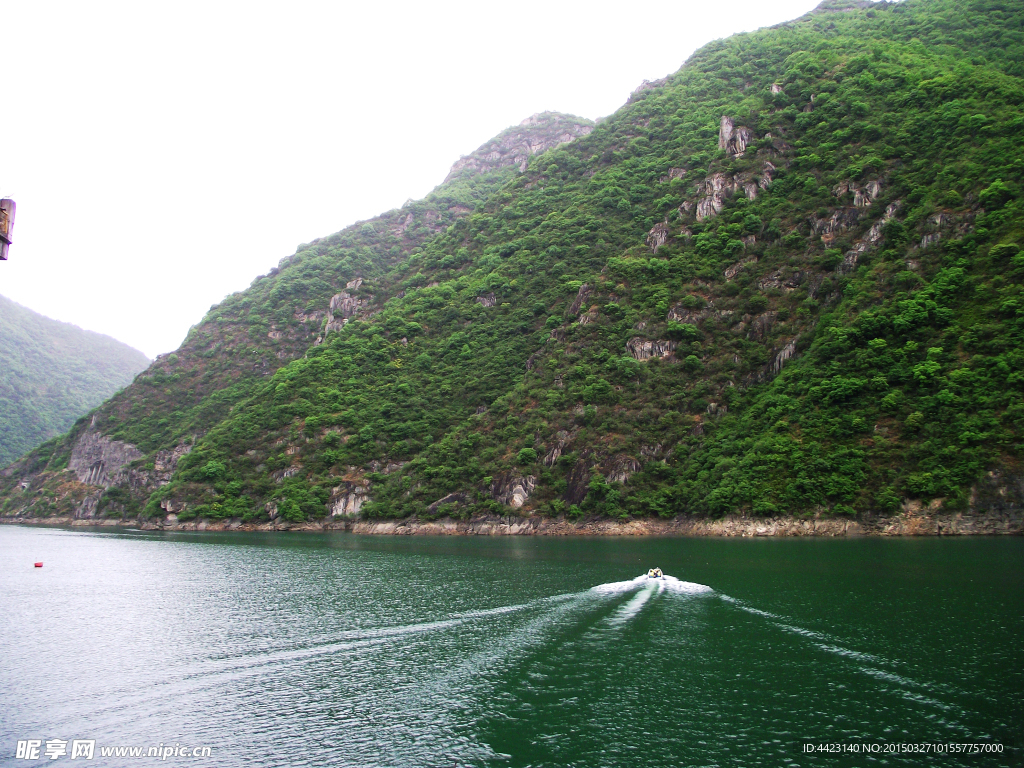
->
[647,567,663,579]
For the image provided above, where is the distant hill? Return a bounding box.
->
[0,295,149,466]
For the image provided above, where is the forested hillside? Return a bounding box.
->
[3,0,1022,529]
[0,295,149,467]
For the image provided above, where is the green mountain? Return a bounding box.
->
[3,0,1023,530]
[0,295,149,467]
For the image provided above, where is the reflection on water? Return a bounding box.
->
[0,526,1021,767]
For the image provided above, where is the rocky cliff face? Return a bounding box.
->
[67,419,143,488]
[2,420,195,520]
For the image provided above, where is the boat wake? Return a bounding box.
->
[605,581,658,626]
[588,572,714,626]
[717,593,977,730]
[591,573,713,597]
[590,575,648,595]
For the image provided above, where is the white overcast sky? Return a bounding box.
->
[1,0,818,359]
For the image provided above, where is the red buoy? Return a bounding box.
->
[34,562,43,568]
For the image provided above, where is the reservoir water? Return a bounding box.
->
[1,525,1021,767]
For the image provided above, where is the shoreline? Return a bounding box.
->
[2,510,1021,536]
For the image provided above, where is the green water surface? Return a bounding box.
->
[1,526,1021,767]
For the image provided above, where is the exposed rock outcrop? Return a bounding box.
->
[369,459,405,475]
[294,308,326,324]
[626,338,677,361]
[667,300,735,327]
[629,78,668,100]
[659,167,687,183]
[564,457,594,506]
[330,479,370,517]
[390,212,415,237]
[696,173,736,220]
[578,307,599,326]
[718,116,754,157]
[834,179,883,208]
[840,200,902,273]
[813,207,861,245]
[543,431,572,467]
[640,444,663,459]
[724,257,757,280]
[325,291,363,333]
[747,311,778,341]
[969,469,1024,519]
[916,211,972,250]
[758,269,803,291]
[271,466,301,482]
[753,338,798,382]
[694,170,767,221]
[646,222,669,252]
[490,472,536,508]
[444,112,594,182]
[568,283,592,317]
[603,455,641,484]
[68,423,143,488]
[121,438,195,493]
[76,495,100,519]
[426,492,469,514]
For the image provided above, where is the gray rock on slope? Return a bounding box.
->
[718,116,754,157]
[444,112,594,183]
[68,422,143,488]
